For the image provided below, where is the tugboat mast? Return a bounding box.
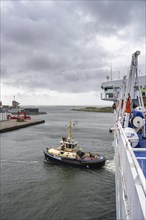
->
[67,120,72,141]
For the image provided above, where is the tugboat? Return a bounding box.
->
[44,120,106,168]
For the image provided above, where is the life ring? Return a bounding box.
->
[124,127,139,147]
[130,116,144,128]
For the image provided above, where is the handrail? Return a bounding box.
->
[132,148,146,152]
[117,121,146,194]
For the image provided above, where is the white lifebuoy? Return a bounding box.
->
[131,116,144,128]
[135,106,145,113]
[124,127,139,148]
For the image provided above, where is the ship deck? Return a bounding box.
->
[133,134,146,178]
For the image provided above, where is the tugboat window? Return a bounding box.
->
[68,144,72,148]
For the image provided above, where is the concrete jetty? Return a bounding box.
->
[0,119,45,133]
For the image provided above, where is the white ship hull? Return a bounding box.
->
[114,122,146,220]
[105,51,146,220]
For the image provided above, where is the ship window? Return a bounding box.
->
[109,94,113,98]
[66,144,75,149]
[66,144,70,148]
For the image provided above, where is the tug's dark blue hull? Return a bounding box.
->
[44,151,106,169]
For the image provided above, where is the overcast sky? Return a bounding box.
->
[1,0,145,106]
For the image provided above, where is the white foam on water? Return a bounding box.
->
[0,160,39,164]
[105,159,115,173]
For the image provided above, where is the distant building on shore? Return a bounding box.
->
[12,96,20,108]
[0,102,7,121]
[0,96,46,116]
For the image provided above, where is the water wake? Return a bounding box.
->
[105,159,115,173]
[0,159,39,164]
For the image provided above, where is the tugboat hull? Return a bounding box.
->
[44,151,105,169]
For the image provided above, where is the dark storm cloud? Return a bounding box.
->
[1,1,145,94]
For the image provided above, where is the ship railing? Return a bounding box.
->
[118,121,146,194]
[116,122,146,219]
[132,148,146,181]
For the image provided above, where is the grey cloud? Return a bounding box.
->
[1,1,145,95]
[78,1,145,39]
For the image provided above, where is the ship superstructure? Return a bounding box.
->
[101,74,146,104]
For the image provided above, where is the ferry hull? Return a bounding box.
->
[44,151,105,169]
[102,51,146,220]
[114,125,146,220]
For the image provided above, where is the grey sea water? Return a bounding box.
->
[0,106,116,220]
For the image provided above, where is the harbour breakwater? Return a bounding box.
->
[72,106,113,113]
[0,119,45,133]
